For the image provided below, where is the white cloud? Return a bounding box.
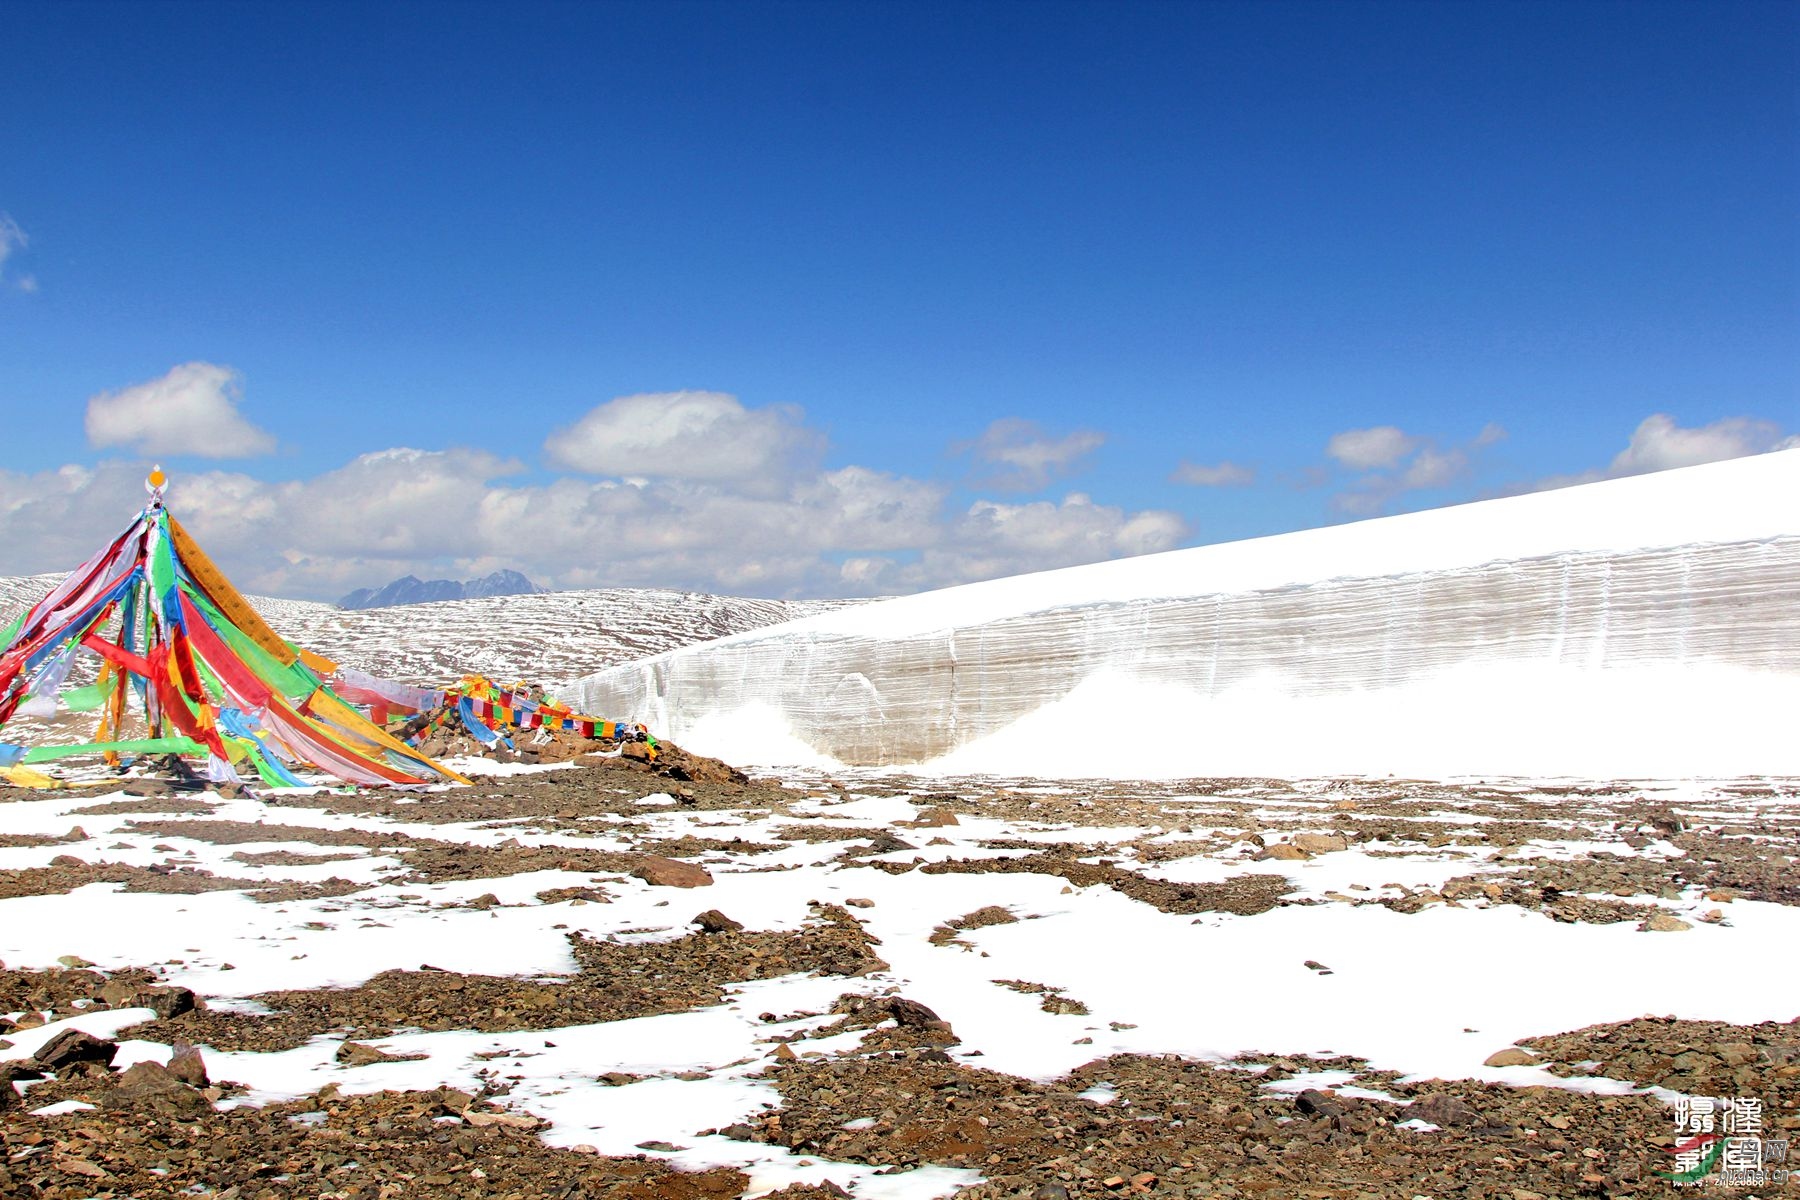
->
[12,376,1182,601]
[961,417,1106,490]
[1609,413,1789,475]
[1400,446,1467,490]
[1328,423,1504,516]
[1524,413,1797,494]
[544,391,821,493]
[1326,425,1418,470]
[1170,460,1255,487]
[2,438,1181,602]
[84,362,277,459]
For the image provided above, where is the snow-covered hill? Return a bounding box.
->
[260,589,853,692]
[573,450,1800,779]
[0,575,851,695]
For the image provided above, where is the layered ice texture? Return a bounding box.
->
[575,450,1800,779]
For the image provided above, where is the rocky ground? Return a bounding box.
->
[1,761,1796,1199]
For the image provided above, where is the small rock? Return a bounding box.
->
[911,807,960,828]
[468,893,501,910]
[336,1040,425,1066]
[692,909,744,933]
[1483,1047,1538,1068]
[1295,1088,1346,1118]
[631,855,714,888]
[1292,833,1350,855]
[1033,1186,1071,1200]
[1640,912,1692,932]
[102,1060,211,1116]
[1697,908,1725,924]
[32,1028,119,1072]
[887,997,948,1029]
[1255,843,1311,861]
[55,953,96,967]
[636,1140,684,1152]
[1303,960,1333,974]
[1408,1093,1478,1127]
[845,897,875,908]
[772,1043,798,1061]
[167,1040,208,1087]
[464,1110,542,1129]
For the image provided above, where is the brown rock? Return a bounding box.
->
[336,1040,427,1066]
[100,978,196,1016]
[1408,1092,1478,1126]
[102,1060,211,1116]
[1255,843,1311,861]
[167,1039,208,1087]
[911,807,960,827]
[1640,911,1692,932]
[886,997,946,1028]
[621,741,655,762]
[632,855,714,888]
[1484,1047,1538,1068]
[32,1027,119,1072]
[1292,832,1350,855]
[693,909,744,933]
[1295,1088,1347,1118]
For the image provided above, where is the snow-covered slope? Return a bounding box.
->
[0,577,850,695]
[573,450,1800,779]
[261,590,852,692]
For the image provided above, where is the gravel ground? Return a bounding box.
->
[2,759,1796,1199]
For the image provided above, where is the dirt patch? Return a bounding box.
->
[0,860,364,904]
[67,796,219,817]
[929,905,1019,947]
[0,1086,749,1200]
[1524,1015,1800,1103]
[0,827,88,850]
[229,848,368,868]
[992,979,1090,1015]
[124,819,392,848]
[743,1049,1682,1198]
[894,854,1295,916]
[264,758,806,826]
[126,905,888,1052]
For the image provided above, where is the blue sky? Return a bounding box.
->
[2,0,1794,600]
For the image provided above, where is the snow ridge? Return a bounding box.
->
[572,451,1800,779]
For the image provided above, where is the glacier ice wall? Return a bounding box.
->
[574,452,1800,778]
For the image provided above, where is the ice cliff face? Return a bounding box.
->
[573,451,1800,779]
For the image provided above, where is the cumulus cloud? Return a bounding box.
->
[4,434,1182,602]
[960,417,1106,490]
[84,362,277,459]
[1609,413,1793,475]
[1170,460,1255,487]
[1329,423,1505,516]
[8,372,1186,600]
[544,391,822,493]
[1326,425,1418,470]
[1525,413,1798,493]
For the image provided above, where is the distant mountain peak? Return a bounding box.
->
[339,570,546,610]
